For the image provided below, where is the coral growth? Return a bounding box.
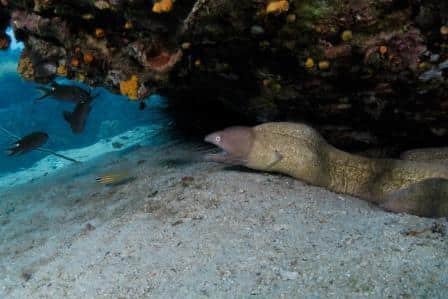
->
[94,28,105,39]
[17,53,35,81]
[363,29,427,71]
[71,57,80,68]
[147,50,182,73]
[128,41,182,74]
[11,11,69,44]
[57,64,67,76]
[323,44,352,60]
[120,75,139,100]
[266,0,289,15]
[152,0,173,14]
[17,49,57,82]
[83,52,94,64]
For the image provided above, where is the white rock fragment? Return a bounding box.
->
[279,269,299,280]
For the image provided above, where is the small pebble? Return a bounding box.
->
[21,271,32,281]
[251,25,265,36]
[279,269,298,280]
[85,223,96,231]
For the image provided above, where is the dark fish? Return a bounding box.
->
[139,101,146,110]
[36,82,97,103]
[7,132,48,156]
[63,101,92,133]
[1,127,81,163]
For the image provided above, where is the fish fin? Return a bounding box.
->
[0,126,20,140]
[35,94,49,101]
[36,147,81,163]
[266,150,283,170]
[35,86,51,101]
[6,146,21,156]
[63,111,73,122]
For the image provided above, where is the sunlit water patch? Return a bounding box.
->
[0,28,173,190]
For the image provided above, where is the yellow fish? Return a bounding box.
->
[95,171,134,186]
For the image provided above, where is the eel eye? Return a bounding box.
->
[215,136,221,143]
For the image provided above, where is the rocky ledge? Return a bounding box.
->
[0,0,448,151]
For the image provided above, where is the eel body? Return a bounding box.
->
[204,122,448,217]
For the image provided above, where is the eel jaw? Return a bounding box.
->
[203,150,247,165]
[203,133,246,165]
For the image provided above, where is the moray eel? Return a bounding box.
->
[204,122,448,218]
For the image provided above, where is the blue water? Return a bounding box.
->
[0,29,170,176]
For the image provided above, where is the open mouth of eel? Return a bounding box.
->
[202,135,246,165]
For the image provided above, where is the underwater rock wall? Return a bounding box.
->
[1,0,448,150]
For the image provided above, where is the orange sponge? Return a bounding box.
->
[120,75,139,100]
[152,0,173,13]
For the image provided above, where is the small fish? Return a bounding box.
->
[139,101,146,110]
[7,132,48,155]
[1,127,80,163]
[63,100,92,133]
[36,82,98,103]
[95,171,135,186]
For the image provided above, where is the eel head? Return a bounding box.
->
[203,126,254,166]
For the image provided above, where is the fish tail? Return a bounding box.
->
[63,111,73,122]
[35,94,49,101]
[35,148,81,163]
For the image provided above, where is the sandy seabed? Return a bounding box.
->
[0,141,447,299]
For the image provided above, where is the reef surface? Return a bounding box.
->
[1,0,448,150]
